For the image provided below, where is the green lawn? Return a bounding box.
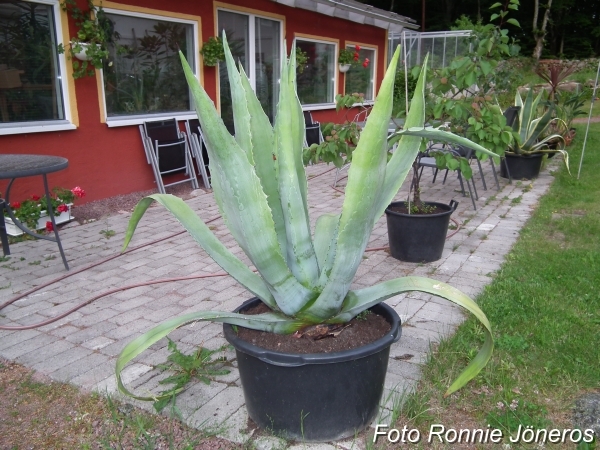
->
[382,122,600,448]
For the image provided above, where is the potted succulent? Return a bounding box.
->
[200,36,225,66]
[116,36,494,442]
[501,88,569,180]
[57,0,111,79]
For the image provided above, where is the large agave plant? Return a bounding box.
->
[509,88,569,166]
[116,36,496,399]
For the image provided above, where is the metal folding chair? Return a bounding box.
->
[139,119,198,194]
[185,119,211,189]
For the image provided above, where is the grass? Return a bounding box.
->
[383,123,600,447]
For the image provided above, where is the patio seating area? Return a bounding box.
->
[0,160,556,446]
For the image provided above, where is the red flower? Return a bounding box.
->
[31,195,40,201]
[71,186,85,198]
[11,201,21,209]
[355,45,361,51]
[363,58,370,68]
[57,204,69,213]
[45,221,54,232]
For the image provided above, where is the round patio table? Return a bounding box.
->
[0,154,70,270]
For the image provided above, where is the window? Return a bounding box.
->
[101,10,196,120]
[345,46,376,101]
[295,39,335,106]
[0,0,72,133]
[217,10,281,132]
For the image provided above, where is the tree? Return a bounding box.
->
[532,0,553,60]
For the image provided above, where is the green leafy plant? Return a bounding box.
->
[338,45,369,67]
[57,0,112,78]
[116,35,496,404]
[200,36,225,67]
[152,339,230,413]
[295,47,308,74]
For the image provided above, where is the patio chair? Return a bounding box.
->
[303,111,324,148]
[184,119,211,189]
[418,142,478,209]
[139,119,199,194]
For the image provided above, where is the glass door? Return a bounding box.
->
[217,10,281,132]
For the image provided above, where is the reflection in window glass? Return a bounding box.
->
[0,1,64,123]
[345,47,375,100]
[102,13,194,117]
[295,39,335,105]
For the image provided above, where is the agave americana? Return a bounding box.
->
[116,35,496,400]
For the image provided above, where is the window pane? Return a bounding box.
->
[217,10,249,133]
[0,1,64,123]
[255,17,280,123]
[296,40,335,105]
[102,13,194,117]
[345,47,375,100]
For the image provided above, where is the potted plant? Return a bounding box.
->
[200,36,225,67]
[295,47,308,74]
[500,88,569,180]
[338,45,368,73]
[116,36,494,442]
[3,186,85,235]
[57,0,111,79]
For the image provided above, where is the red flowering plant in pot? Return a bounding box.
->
[116,35,495,442]
[4,186,85,232]
[338,45,370,72]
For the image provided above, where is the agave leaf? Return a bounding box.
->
[371,52,428,222]
[116,310,306,401]
[313,213,340,282]
[122,194,277,310]
[300,46,401,320]
[238,61,287,257]
[223,36,254,164]
[328,276,493,396]
[274,45,319,287]
[180,51,315,316]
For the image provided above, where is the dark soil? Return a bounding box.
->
[236,301,391,354]
[388,203,448,215]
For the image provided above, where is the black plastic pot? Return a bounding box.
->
[223,298,401,442]
[500,153,544,180]
[385,200,457,263]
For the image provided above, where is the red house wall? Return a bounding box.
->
[1,0,389,204]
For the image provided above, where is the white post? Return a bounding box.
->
[577,60,600,179]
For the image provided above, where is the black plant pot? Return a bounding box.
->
[385,200,457,263]
[500,153,544,180]
[223,298,401,442]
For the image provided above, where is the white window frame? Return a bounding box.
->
[345,44,377,103]
[100,8,200,128]
[216,8,284,107]
[0,0,76,136]
[293,37,338,109]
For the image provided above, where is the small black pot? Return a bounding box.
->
[500,153,544,180]
[385,200,458,263]
[223,298,401,442]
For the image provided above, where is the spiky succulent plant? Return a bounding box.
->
[116,36,495,399]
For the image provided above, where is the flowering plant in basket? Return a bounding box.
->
[339,45,370,67]
[116,34,495,438]
[4,186,85,231]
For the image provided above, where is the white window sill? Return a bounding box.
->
[105,112,198,128]
[301,104,336,111]
[0,121,77,136]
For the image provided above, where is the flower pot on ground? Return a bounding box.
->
[500,152,544,180]
[4,204,73,236]
[385,200,458,263]
[116,34,496,441]
[223,298,400,441]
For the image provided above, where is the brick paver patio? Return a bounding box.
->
[0,160,556,448]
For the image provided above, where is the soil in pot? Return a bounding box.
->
[224,299,400,442]
[385,200,457,263]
